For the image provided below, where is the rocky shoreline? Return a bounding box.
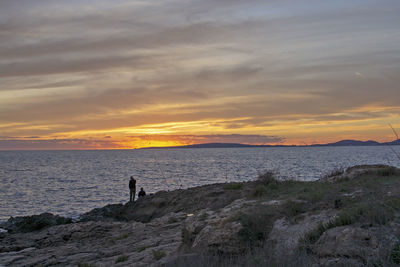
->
[1,164,400,266]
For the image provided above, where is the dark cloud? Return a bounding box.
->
[0,78,87,91]
[0,54,160,77]
[0,139,123,150]
[0,136,17,139]
[0,84,210,124]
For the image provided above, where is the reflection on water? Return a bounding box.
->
[0,146,399,220]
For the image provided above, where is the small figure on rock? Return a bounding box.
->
[138,187,146,198]
[129,176,136,202]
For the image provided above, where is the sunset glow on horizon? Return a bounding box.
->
[1,0,399,150]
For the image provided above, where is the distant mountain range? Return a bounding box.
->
[313,139,400,147]
[141,139,400,149]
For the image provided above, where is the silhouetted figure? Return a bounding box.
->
[129,176,136,202]
[138,187,146,198]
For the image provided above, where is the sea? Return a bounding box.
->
[1,146,399,221]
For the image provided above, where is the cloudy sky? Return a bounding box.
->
[0,0,399,149]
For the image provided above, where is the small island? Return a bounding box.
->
[1,165,400,266]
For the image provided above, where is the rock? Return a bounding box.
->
[0,217,183,266]
[79,182,252,223]
[192,220,243,254]
[320,165,400,182]
[261,200,283,206]
[79,203,126,222]
[188,199,257,254]
[0,213,72,233]
[161,253,201,267]
[267,209,337,258]
[313,226,399,266]
[0,247,36,266]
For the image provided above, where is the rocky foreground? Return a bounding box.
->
[1,165,400,266]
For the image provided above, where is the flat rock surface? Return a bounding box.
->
[0,214,184,266]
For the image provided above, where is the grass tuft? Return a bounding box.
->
[78,264,96,267]
[283,200,307,217]
[223,183,243,190]
[138,245,149,252]
[152,249,166,260]
[251,185,268,197]
[115,255,128,263]
[117,233,129,240]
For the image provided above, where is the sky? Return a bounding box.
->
[0,0,399,150]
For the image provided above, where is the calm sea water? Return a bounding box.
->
[0,146,399,221]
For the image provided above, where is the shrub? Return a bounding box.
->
[340,202,391,226]
[391,242,400,264]
[237,208,275,245]
[335,211,354,226]
[115,255,128,263]
[283,200,307,217]
[302,222,327,246]
[377,167,397,176]
[385,197,400,211]
[257,170,279,185]
[251,185,267,197]
[334,198,343,209]
[152,249,166,260]
[298,186,325,203]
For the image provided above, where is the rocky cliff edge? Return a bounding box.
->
[1,164,400,266]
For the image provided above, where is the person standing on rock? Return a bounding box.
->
[129,176,136,202]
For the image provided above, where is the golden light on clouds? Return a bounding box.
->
[0,0,399,150]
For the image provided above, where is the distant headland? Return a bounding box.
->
[141,139,400,149]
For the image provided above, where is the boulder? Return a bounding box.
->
[79,203,125,222]
[79,182,251,223]
[0,213,72,233]
[320,165,400,182]
[313,226,399,265]
[267,209,337,258]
